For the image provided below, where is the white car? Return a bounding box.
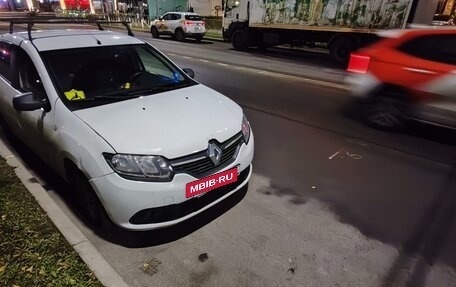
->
[150,12,206,42]
[0,23,253,231]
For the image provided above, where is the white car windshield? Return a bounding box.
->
[41,43,195,107]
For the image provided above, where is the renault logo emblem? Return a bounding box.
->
[208,142,222,166]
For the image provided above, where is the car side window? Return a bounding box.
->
[162,14,171,20]
[173,14,181,20]
[0,42,11,81]
[399,35,456,65]
[17,50,45,95]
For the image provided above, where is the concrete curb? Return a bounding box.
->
[0,137,130,287]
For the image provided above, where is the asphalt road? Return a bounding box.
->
[2,25,456,286]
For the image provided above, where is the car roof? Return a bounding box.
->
[377,26,456,38]
[164,12,200,16]
[0,29,144,51]
[359,26,456,55]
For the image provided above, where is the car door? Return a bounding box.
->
[0,41,24,136]
[169,13,182,34]
[394,34,456,127]
[13,47,58,167]
[157,13,172,33]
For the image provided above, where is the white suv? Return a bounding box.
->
[0,22,253,231]
[151,12,206,42]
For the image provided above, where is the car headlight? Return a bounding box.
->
[103,153,173,181]
[241,114,251,143]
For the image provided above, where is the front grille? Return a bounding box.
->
[129,165,250,225]
[170,132,244,178]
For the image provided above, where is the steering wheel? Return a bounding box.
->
[129,71,143,81]
[124,71,144,88]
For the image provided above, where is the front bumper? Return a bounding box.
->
[345,73,380,98]
[89,135,254,231]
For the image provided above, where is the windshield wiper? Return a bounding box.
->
[71,82,194,102]
[87,94,141,101]
[127,82,194,96]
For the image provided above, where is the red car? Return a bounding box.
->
[347,28,456,130]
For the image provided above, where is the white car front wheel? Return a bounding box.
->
[151,26,159,39]
[72,169,112,230]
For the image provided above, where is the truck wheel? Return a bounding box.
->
[330,37,356,65]
[232,30,248,51]
[151,26,159,38]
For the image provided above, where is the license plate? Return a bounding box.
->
[185,168,238,198]
[195,27,201,30]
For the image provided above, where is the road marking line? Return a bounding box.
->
[346,151,363,160]
[258,70,348,89]
[347,139,368,147]
[169,53,348,90]
[231,63,348,89]
[329,148,363,160]
[257,70,287,78]
[329,148,344,160]
[167,53,176,56]
[234,66,252,72]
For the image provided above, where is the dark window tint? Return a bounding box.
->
[185,15,202,21]
[398,35,456,65]
[433,15,452,22]
[0,42,11,81]
[162,14,172,20]
[172,14,181,20]
[40,44,192,108]
[17,50,45,95]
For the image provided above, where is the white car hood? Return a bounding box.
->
[74,84,243,159]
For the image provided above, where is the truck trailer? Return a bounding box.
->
[222,0,440,64]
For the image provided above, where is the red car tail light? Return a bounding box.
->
[347,54,371,74]
[185,21,193,26]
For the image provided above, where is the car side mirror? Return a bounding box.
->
[159,17,163,21]
[13,92,50,112]
[182,68,195,79]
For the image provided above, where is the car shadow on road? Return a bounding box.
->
[340,99,456,282]
[342,98,456,147]
[381,165,456,286]
[0,129,248,248]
